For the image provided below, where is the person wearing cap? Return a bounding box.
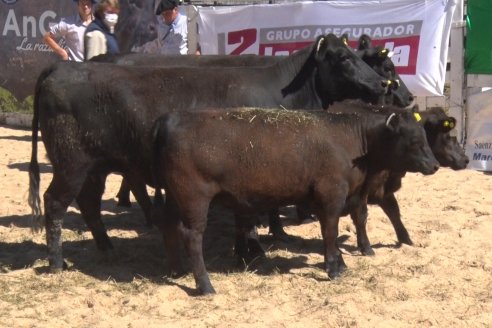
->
[133,0,189,55]
[43,0,94,62]
[84,0,120,60]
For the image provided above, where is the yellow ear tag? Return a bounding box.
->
[443,120,450,127]
[449,121,455,129]
[414,113,422,122]
[342,38,348,46]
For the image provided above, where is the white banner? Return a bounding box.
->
[197,0,457,97]
[465,89,492,171]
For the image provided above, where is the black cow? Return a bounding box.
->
[28,34,389,272]
[151,107,440,294]
[353,34,414,108]
[268,103,469,254]
[325,102,468,255]
[95,36,413,226]
[91,52,280,67]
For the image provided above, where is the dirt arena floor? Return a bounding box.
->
[0,124,491,327]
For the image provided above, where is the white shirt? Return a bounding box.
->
[49,14,89,62]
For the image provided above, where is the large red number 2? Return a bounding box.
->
[227,29,257,55]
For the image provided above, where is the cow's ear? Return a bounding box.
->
[358,34,372,50]
[439,117,456,132]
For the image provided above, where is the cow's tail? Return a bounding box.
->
[151,114,172,193]
[28,66,53,233]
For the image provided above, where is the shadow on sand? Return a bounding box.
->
[0,202,402,296]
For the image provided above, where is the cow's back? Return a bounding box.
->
[158,109,368,208]
[36,62,163,179]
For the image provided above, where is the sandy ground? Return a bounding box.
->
[0,124,491,328]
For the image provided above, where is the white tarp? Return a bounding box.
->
[465,89,492,171]
[197,0,457,97]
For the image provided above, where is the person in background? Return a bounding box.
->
[134,0,190,55]
[43,0,94,62]
[84,0,120,60]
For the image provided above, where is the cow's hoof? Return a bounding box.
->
[327,270,341,280]
[49,267,63,274]
[197,281,216,296]
[199,286,216,296]
[398,237,414,246]
[197,278,216,295]
[338,256,347,273]
[361,247,376,256]
[49,260,68,273]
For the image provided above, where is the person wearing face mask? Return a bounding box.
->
[133,0,192,55]
[84,0,120,60]
[43,0,95,62]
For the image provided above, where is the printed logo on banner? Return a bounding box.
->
[2,8,57,52]
[470,124,492,164]
[219,21,422,75]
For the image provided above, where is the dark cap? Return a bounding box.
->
[155,0,178,15]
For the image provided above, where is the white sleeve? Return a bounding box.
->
[85,30,107,60]
[49,19,68,39]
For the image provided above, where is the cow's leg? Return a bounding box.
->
[76,173,113,251]
[154,193,185,277]
[296,204,316,222]
[246,225,265,259]
[267,209,290,240]
[125,175,153,227]
[316,183,347,279]
[319,212,344,279]
[44,173,86,272]
[180,204,215,295]
[234,218,250,263]
[116,178,132,207]
[378,193,413,245]
[351,204,375,256]
[235,214,265,264]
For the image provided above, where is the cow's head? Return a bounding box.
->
[356,34,414,108]
[382,111,440,175]
[312,34,390,108]
[421,107,469,170]
[115,0,158,52]
[282,34,389,109]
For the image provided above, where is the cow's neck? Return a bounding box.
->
[272,46,322,110]
[362,115,398,173]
